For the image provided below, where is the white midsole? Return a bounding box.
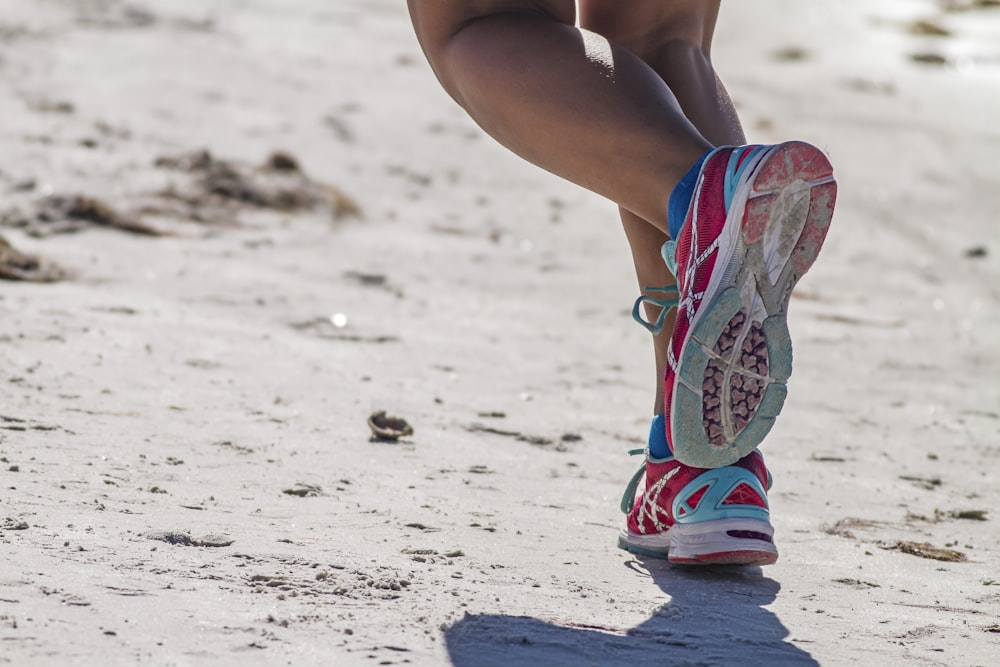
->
[669,518,776,559]
[621,518,775,558]
[671,517,774,540]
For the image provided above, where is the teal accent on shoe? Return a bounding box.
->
[661,239,678,280]
[734,383,786,451]
[619,448,648,514]
[678,343,710,391]
[672,467,770,525]
[672,285,776,469]
[723,145,768,210]
[761,315,793,382]
[619,448,674,514]
[679,286,740,389]
[672,382,740,468]
[617,535,670,560]
[631,287,679,335]
[690,286,743,348]
[630,239,684,336]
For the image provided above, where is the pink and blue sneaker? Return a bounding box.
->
[620,142,836,564]
[619,422,777,565]
[634,142,837,469]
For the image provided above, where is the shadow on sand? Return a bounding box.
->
[444,558,818,666]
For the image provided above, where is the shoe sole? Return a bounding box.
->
[671,142,837,468]
[618,518,778,566]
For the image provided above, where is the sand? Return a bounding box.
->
[1,0,999,664]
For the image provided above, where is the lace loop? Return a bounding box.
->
[619,448,648,514]
[631,240,680,335]
[631,289,678,335]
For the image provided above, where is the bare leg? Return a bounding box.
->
[580,0,745,147]
[409,1,748,415]
[581,0,747,414]
[407,0,712,232]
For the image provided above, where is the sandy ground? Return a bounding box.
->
[1,0,1000,665]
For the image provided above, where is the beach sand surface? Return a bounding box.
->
[1,0,999,664]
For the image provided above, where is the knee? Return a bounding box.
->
[409,0,576,104]
[649,39,715,77]
[579,0,719,62]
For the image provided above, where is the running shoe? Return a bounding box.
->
[619,448,777,565]
[634,142,837,468]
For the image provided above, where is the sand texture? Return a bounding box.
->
[2,0,999,664]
